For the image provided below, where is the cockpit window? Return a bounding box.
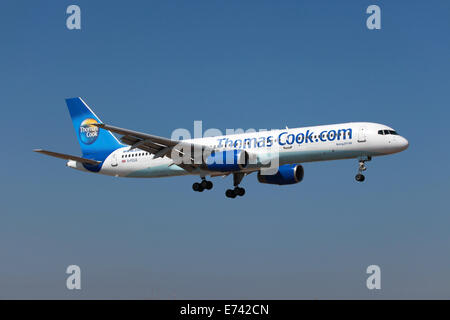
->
[379,129,399,135]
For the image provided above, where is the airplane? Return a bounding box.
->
[34,98,409,198]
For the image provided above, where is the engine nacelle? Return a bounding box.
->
[206,150,249,172]
[257,164,304,185]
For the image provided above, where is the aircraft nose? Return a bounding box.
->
[399,136,409,151]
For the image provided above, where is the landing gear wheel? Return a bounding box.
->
[225,173,247,198]
[234,187,245,197]
[225,189,236,198]
[194,179,212,192]
[192,182,200,191]
[355,157,370,183]
[193,182,205,192]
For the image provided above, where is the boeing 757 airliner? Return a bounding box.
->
[35,98,409,198]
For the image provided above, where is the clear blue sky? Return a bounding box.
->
[0,0,449,299]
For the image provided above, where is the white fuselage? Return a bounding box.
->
[67,122,409,178]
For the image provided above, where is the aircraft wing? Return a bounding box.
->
[93,123,212,170]
[33,149,101,165]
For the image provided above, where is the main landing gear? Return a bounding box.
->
[192,173,247,198]
[192,177,213,192]
[355,156,371,182]
[225,173,246,198]
[225,187,245,198]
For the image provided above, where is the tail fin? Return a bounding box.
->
[65,97,123,161]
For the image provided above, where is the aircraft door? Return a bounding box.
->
[357,127,366,143]
[111,153,118,167]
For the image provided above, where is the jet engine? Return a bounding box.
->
[257,164,304,185]
[206,150,249,172]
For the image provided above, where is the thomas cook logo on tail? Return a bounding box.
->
[79,118,99,144]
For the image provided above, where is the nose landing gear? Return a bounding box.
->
[355,156,371,182]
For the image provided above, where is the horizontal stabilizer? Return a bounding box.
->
[33,149,101,165]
